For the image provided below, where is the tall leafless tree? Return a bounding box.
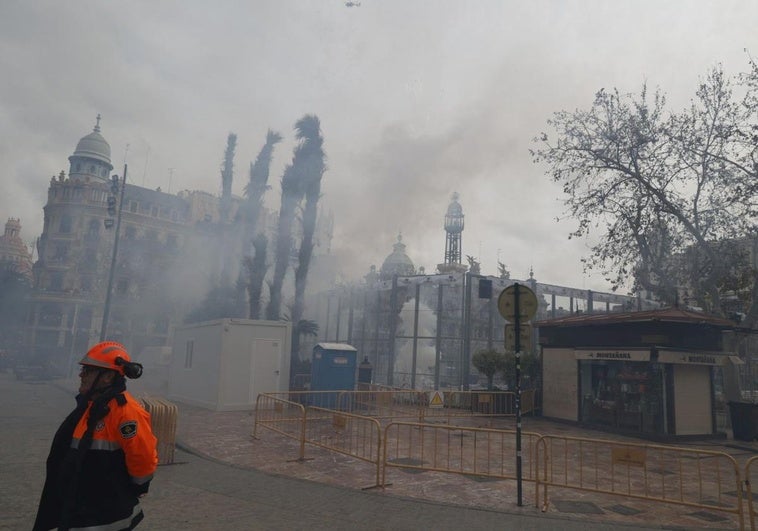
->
[532,63,757,325]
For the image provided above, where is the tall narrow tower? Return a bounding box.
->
[437,192,467,274]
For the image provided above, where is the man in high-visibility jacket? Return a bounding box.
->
[34,341,158,530]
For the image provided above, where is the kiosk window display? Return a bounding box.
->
[580,361,664,434]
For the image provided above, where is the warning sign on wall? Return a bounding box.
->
[429,391,444,408]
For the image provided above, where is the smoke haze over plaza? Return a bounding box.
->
[2,0,756,292]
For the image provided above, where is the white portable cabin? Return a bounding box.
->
[168,318,291,411]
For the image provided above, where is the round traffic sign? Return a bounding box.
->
[497,284,539,321]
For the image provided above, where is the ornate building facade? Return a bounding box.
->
[0,218,33,279]
[25,119,200,370]
[24,117,334,372]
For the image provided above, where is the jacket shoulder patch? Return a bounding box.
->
[119,420,138,439]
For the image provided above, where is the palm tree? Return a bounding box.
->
[219,133,237,224]
[266,141,306,320]
[244,233,268,319]
[291,115,326,365]
[289,319,319,376]
[219,133,236,284]
[239,130,281,315]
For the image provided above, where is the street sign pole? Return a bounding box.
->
[514,283,523,507]
[496,281,537,508]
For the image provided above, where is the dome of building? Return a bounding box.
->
[72,115,111,165]
[380,233,415,279]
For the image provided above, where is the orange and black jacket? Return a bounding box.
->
[34,381,158,530]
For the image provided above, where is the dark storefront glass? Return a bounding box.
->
[580,360,664,434]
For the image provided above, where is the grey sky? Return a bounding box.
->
[2,1,755,292]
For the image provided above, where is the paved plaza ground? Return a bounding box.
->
[3,372,756,530]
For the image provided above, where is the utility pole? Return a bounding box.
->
[100,164,127,341]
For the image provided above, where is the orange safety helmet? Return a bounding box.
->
[79,341,131,376]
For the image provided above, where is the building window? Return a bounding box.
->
[184,340,194,369]
[40,304,63,325]
[52,244,68,262]
[151,206,158,217]
[93,190,106,203]
[49,272,64,291]
[59,215,72,233]
[77,308,93,331]
[130,201,138,213]
[124,225,137,240]
[87,219,100,240]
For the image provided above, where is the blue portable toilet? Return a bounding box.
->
[311,343,358,409]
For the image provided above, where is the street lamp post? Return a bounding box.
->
[100,164,127,341]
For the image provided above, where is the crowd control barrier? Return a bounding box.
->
[253,393,306,460]
[420,389,537,423]
[305,406,383,487]
[535,434,744,529]
[745,455,758,530]
[382,421,542,488]
[140,397,178,465]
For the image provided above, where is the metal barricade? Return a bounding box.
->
[745,455,758,530]
[336,390,425,420]
[253,393,306,460]
[265,389,540,424]
[382,421,542,488]
[419,390,537,423]
[140,397,178,465]
[535,434,745,530]
[305,406,383,487]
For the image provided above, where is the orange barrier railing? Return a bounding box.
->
[253,393,306,460]
[535,434,745,530]
[745,456,758,530]
[337,390,426,421]
[265,389,537,425]
[304,406,383,487]
[382,421,542,489]
[420,389,537,423]
[141,396,178,465]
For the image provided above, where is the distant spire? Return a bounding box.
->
[94,113,102,133]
